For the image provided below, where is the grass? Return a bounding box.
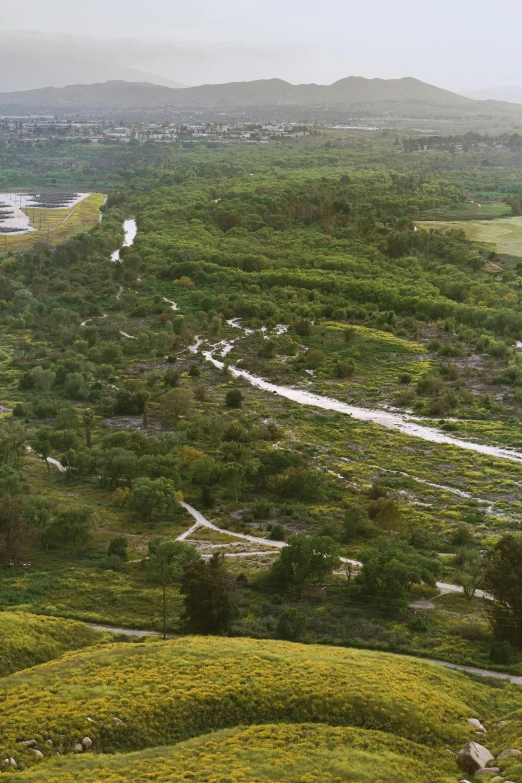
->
[419,215,522,257]
[0,636,520,767]
[0,194,105,253]
[0,612,110,676]
[0,724,458,782]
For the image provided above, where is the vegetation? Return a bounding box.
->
[0,612,108,676]
[0,637,521,767]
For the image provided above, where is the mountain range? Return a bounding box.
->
[2,76,522,116]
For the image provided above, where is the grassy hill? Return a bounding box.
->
[0,612,108,676]
[0,724,458,782]
[0,637,520,774]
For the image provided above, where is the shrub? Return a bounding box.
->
[490,640,515,665]
[269,524,286,541]
[225,388,243,408]
[276,608,308,641]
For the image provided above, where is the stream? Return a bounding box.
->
[202,347,522,465]
[111,219,137,261]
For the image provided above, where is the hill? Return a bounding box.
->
[0,724,458,782]
[3,76,522,117]
[0,637,520,762]
[0,612,108,676]
[1,637,521,780]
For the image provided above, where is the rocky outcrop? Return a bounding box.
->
[497,749,521,761]
[82,737,92,749]
[468,718,486,732]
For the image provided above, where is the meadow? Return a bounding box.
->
[421,215,522,257]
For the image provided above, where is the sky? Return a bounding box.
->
[2,0,522,90]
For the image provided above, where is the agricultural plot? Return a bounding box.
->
[0,193,105,253]
[420,215,522,257]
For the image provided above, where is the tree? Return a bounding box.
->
[159,388,194,426]
[351,542,441,615]
[108,536,128,561]
[483,534,522,645]
[31,430,53,473]
[41,506,96,553]
[455,549,485,603]
[220,462,245,501]
[129,477,178,522]
[82,411,95,448]
[146,537,199,583]
[180,553,236,635]
[269,533,340,598]
[225,388,243,408]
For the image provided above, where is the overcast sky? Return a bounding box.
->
[3,0,522,89]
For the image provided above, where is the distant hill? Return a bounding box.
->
[461,85,522,104]
[2,76,522,116]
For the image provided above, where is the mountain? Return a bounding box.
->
[2,76,522,116]
[461,85,522,104]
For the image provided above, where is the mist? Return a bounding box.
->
[2,0,522,93]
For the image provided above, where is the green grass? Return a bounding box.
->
[420,215,522,257]
[0,724,458,783]
[0,636,520,769]
[0,612,109,676]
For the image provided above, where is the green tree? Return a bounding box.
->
[108,536,128,561]
[159,388,194,426]
[483,534,522,645]
[351,542,441,614]
[146,537,200,583]
[269,533,340,598]
[180,553,236,635]
[129,477,178,522]
[276,607,308,641]
[225,388,243,408]
[41,506,96,553]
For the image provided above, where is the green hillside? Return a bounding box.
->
[0,612,108,676]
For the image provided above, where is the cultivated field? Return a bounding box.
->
[0,193,105,253]
[420,215,522,257]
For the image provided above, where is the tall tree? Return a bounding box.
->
[483,534,522,645]
[180,554,236,635]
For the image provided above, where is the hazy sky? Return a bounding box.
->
[3,0,522,88]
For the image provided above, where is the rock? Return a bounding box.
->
[87,717,94,723]
[456,742,495,774]
[45,740,53,746]
[9,758,17,768]
[82,737,92,749]
[30,749,44,759]
[497,749,521,761]
[468,719,486,733]
[73,743,83,754]
[474,769,500,777]
[458,780,473,783]
[113,717,124,725]
[18,740,37,748]
[496,721,508,728]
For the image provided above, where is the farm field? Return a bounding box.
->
[0,193,105,253]
[420,215,522,257]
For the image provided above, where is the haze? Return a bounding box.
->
[2,0,522,92]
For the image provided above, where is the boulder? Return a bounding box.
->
[113,717,124,725]
[45,740,53,746]
[456,743,494,774]
[468,718,486,733]
[82,737,92,749]
[30,750,44,759]
[474,769,500,777]
[9,758,17,768]
[497,749,521,761]
[73,743,83,754]
[458,780,473,783]
[18,740,37,748]
[496,721,508,728]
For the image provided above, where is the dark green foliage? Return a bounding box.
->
[276,607,308,641]
[107,536,128,561]
[351,542,441,615]
[269,533,339,598]
[225,389,243,408]
[483,534,522,646]
[490,640,515,664]
[269,524,286,541]
[180,553,236,634]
